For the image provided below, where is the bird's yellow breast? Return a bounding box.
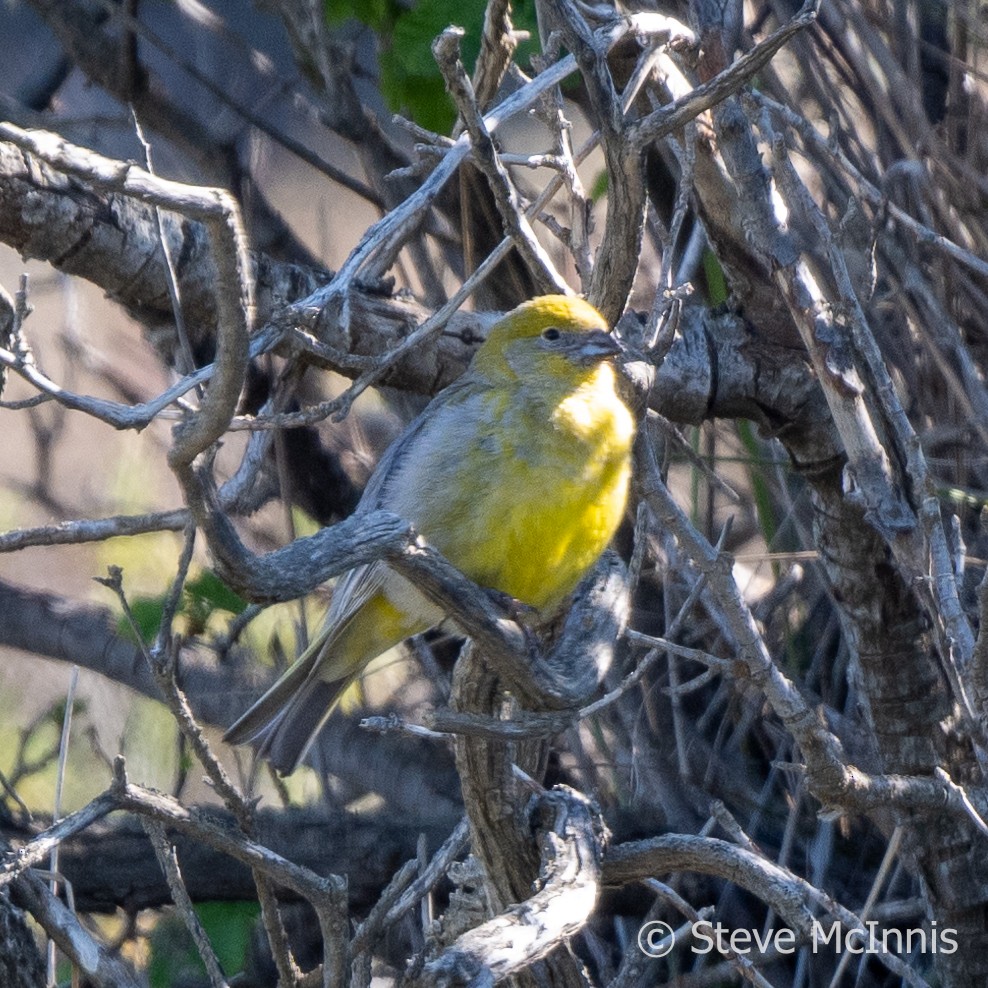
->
[410,362,635,613]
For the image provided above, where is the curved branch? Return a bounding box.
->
[414,788,605,988]
[603,834,931,988]
[604,834,815,935]
[0,122,253,466]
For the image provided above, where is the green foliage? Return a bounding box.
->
[701,247,728,305]
[148,901,260,987]
[589,169,609,203]
[326,0,540,133]
[117,569,247,644]
[736,419,779,551]
[183,570,248,634]
[119,595,166,646]
[325,0,394,33]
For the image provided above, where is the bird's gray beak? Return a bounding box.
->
[575,330,623,364]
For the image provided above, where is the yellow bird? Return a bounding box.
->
[224,295,636,773]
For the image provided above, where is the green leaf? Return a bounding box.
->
[328,0,541,132]
[148,901,260,987]
[380,62,456,133]
[183,571,247,636]
[701,247,729,305]
[197,901,260,973]
[184,570,247,618]
[115,571,245,643]
[736,420,779,550]
[119,596,166,645]
[325,0,396,32]
[589,169,609,202]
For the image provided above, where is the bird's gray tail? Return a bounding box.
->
[224,643,353,775]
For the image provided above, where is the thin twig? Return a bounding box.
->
[433,28,570,296]
[144,819,229,988]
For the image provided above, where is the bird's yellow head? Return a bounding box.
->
[472,295,622,384]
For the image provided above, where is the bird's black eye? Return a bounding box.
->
[541,327,561,341]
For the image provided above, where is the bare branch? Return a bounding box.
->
[351,817,471,958]
[411,788,604,988]
[637,430,988,822]
[0,122,253,462]
[143,819,230,988]
[628,1,819,150]
[9,870,142,988]
[433,28,570,297]
[604,835,931,988]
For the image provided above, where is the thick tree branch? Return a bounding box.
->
[1,808,449,914]
[412,788,605,988]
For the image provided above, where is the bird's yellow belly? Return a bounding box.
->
[433,438,631,613]
[496,473,627,609]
